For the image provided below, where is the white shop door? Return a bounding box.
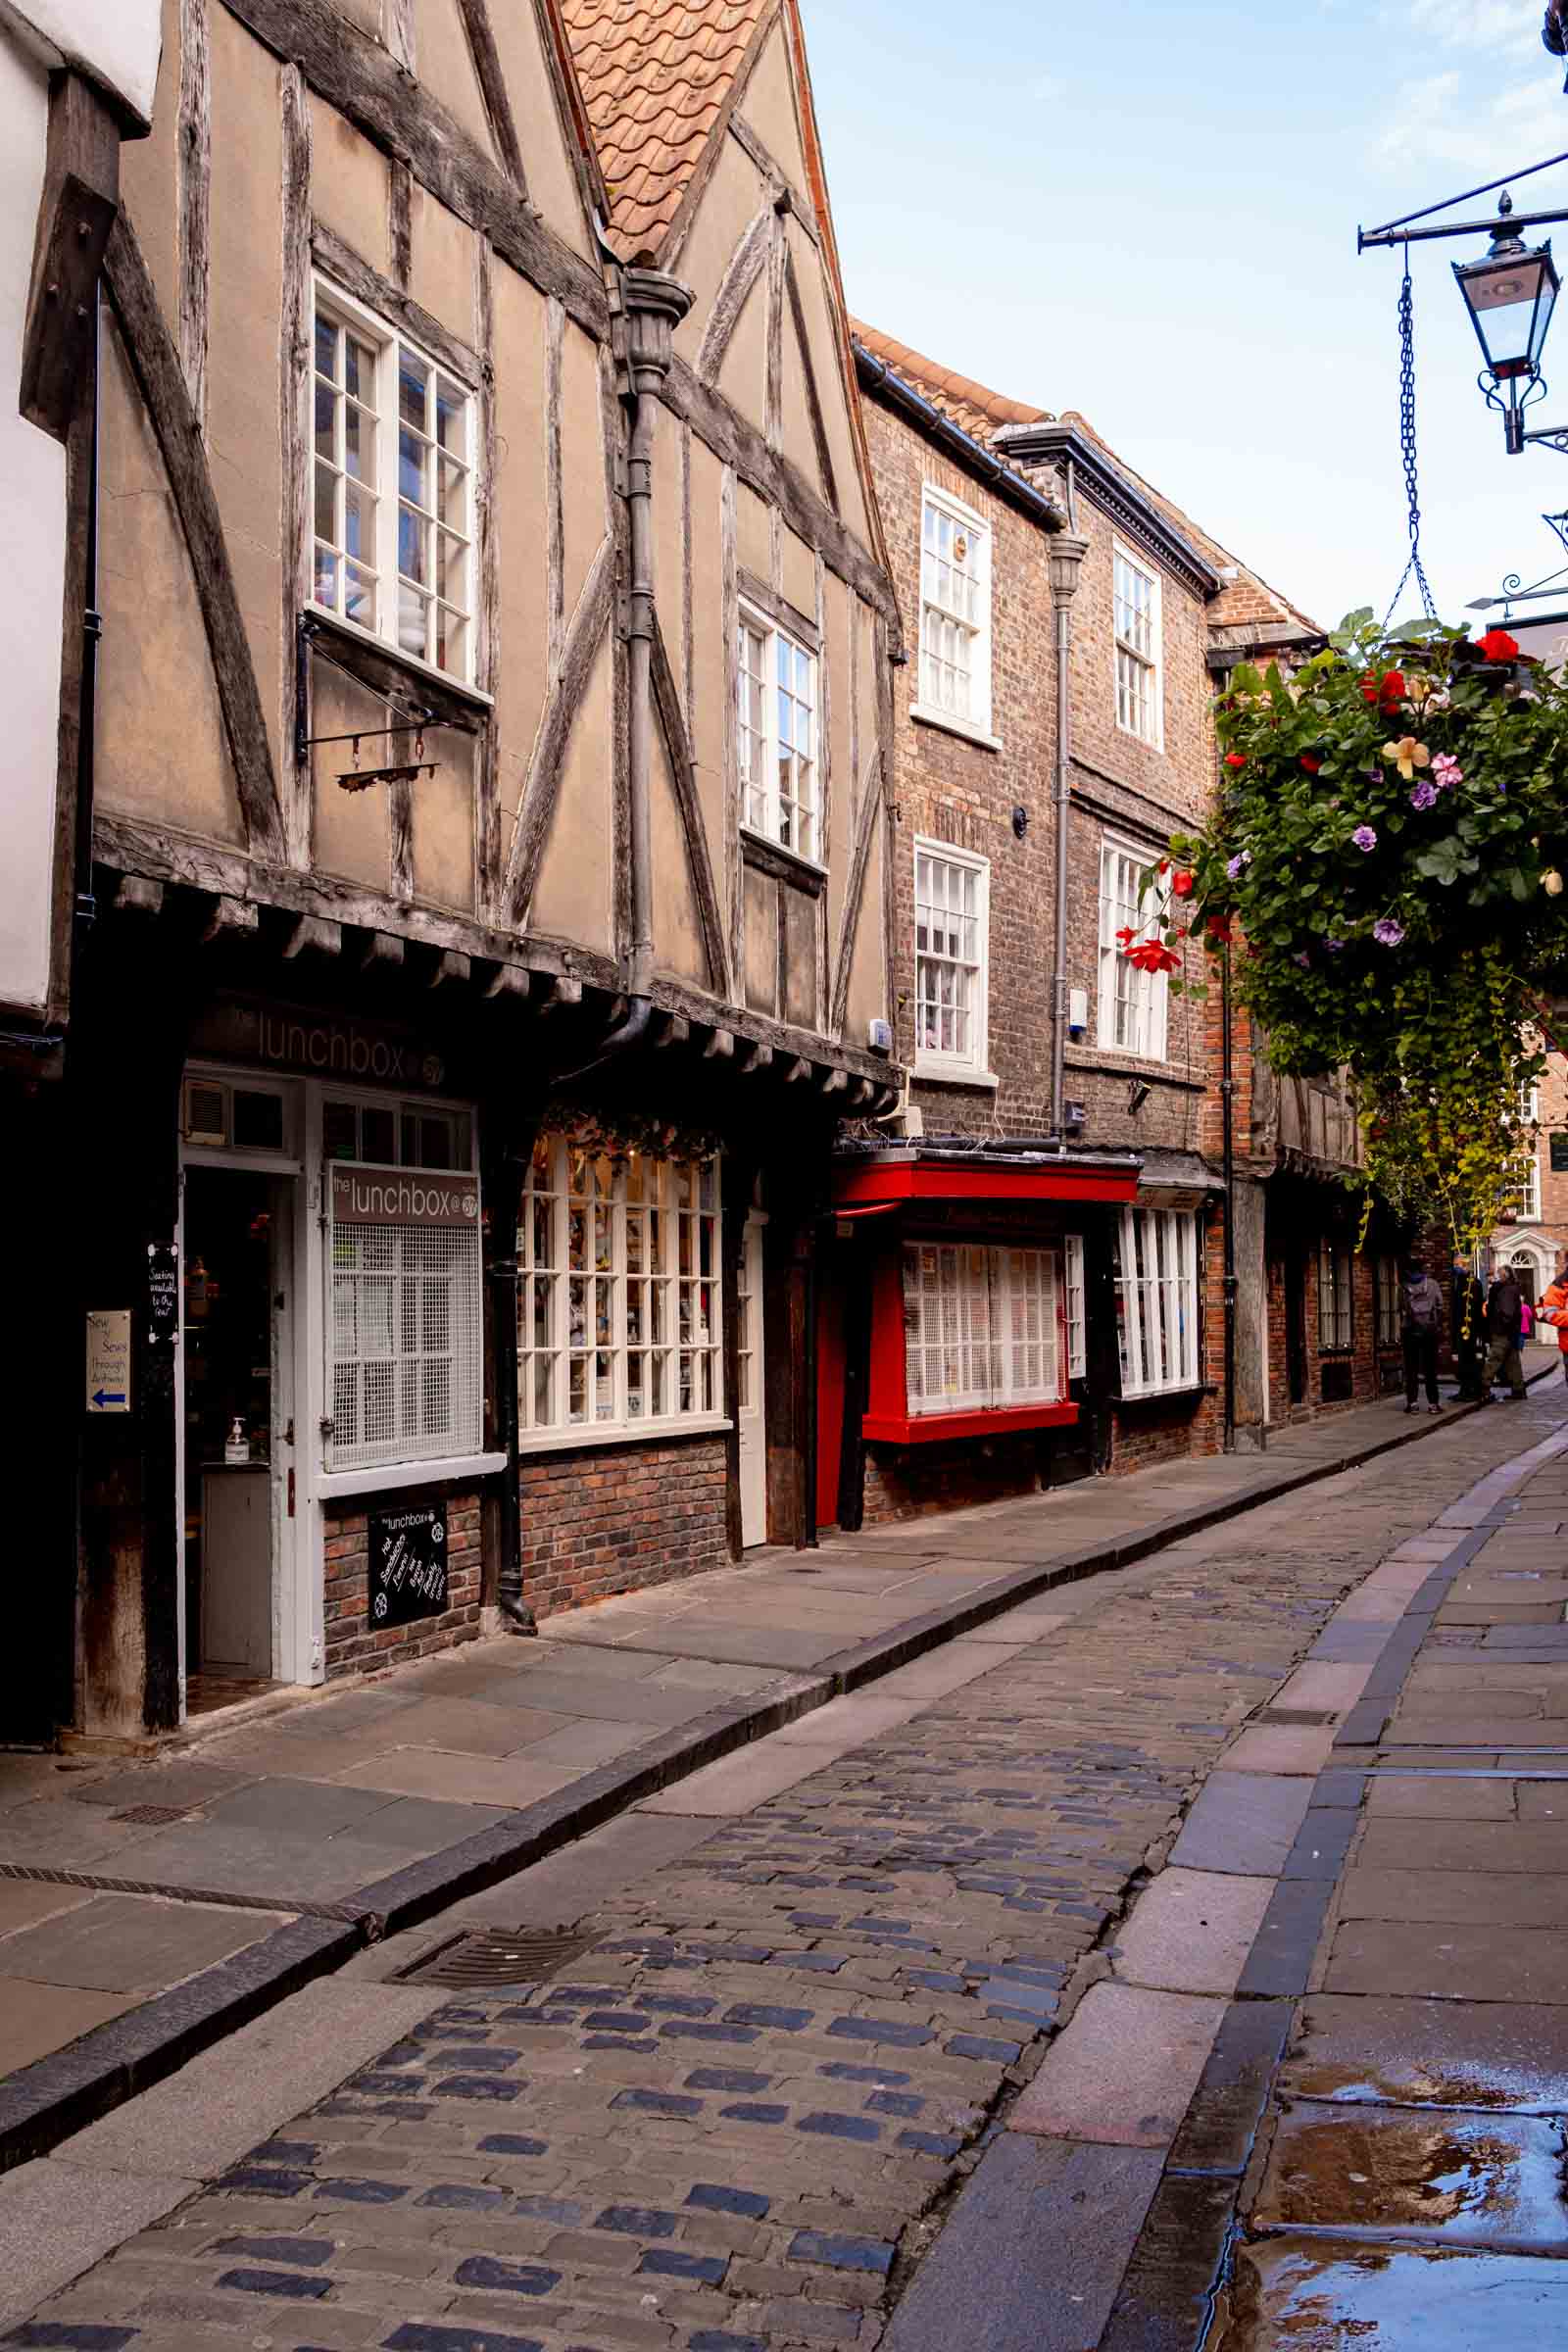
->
[738,1213,766,1546]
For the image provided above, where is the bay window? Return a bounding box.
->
[903,1242,1063,1416]
[1113,1206,1200,1396]
[518,1138,723,1445]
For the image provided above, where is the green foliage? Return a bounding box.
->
[1167,611,1568,1249]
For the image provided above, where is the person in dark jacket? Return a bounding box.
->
[1401,1264,1446,1413]
[1451,1262,1487,1399]
[1482,1271,1528,1400]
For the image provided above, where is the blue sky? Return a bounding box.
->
[802,0,1568,633]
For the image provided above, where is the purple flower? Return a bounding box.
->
[1372,917,1405,947]
[1325,937,1345,954]
[1352,825,1378,852]
[1369,768,1385,784]
[1432,753,1462,789]
[1226,851,1251,880]
[1295,951,1312,968]
[1410,780,1438,810]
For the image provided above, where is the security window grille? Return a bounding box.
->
[518,1138,723,1443]
[328,1181,483,1474]
[1098,839,1169,1061]
[313,280,475,680]
[1065,1234,1087,1381]
[1113,1207,1199,1396]
[919,490,991,731]
[1113,544,1161,745]
[914,841,988,1073]
[1376,1255,1399,1349]
[903,1243,1062,1416]
[737,612,817,860]
[1317,1240,1354,1354]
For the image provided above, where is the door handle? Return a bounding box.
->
[287,1467,296,1518]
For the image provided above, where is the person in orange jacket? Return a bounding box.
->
[1540,1252,1568,1385]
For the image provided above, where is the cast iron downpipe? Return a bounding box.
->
[495,266,692,1632]
[1221,938,1239,1450]
[1047,531,1089,1137]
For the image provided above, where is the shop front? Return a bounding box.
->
[172,1002,505,1718]
[817,1142,1142,1528]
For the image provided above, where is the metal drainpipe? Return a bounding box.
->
[1221,938,1238,1450]
[550,265,692,1088]
[1047,533,1089,1137]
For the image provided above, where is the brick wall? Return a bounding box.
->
[518,1433,729,1619]
[860,1429,1044,1524]
[322,1486,483,1682]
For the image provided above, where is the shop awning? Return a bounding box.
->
[832,1142,1141,1210]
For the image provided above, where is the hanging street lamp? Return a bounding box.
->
[1452,196,1560,453]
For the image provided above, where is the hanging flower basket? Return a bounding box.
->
[1133,609,1568,1246]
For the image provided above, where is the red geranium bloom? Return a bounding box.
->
[1171,869,1195,898]
[1115,925,1135,947]
[1360,669,1405,707]
[1125,940,1180,974]
[1476,627,1520,662]
[1224,751,1247,769]
[1300,754,1322,774]
[1156,858,1170,874]
[1205,912,1234,946]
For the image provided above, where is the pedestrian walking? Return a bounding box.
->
[1401,1263,1446,1413]
[1521,1294,1535,1342]
[1539,1251,1568,1384]
[1482,1268,1529,1401]
[1450,1261,1486,1399]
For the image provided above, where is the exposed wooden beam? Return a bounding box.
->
[219,0,608,341]
[704,1027,734,1059]
[177,0,212,432]
[361,929,405,971]
[311,220,480,384]
[115,875,164,915]
[654,1012,690,1049]
[485,961,530,1001]
[202,895,258,941]
[829,743,883,1037]
[536,973,584,1011]
[431,949,471,988]
[103,211,287,858]
[784,244,837,509]
[21,74,120,441]
[279,64,313,866]
[740,1041,773,1075]
[455,0,529,192]
[282,913,341,958]
[818,1066,848,1095]
[650,615,729,997]
[783,1056,810,1084]
[505,534,614,924]
[695,203,770,384]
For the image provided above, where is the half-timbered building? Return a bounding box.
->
[33,0,900,1747]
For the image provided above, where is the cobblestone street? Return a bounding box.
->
[5,1387,1566,2352]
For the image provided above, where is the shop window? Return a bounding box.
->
[1317,1239,1353,1354]
[1375,1255,1399,1349]
[903,1243,1062,1416]
[1113,1206,1199,1396]
[518,1138,723,1445]
[1065,1234,1087,1380]
[312,279,477,681]
[323,1097,471,1170]
[327,1165,484,1473]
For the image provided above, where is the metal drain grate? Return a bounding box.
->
[110,1804,193,1825]
[1255,1708,1337,1728]
[399,1925,599,1988]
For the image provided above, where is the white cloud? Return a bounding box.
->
[1400,0,1543,58]
[1373,65,1567,175]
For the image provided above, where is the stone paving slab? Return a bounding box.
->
[1280,1993,1568,2113]
[1168,1771,1314,1877]
[1252,2099,1568,2249]
[1324,1917,1567,2002]
[1108,1869,1273,1997]
[1338,1862,1568,1928]
[1213,2236,1568,2347]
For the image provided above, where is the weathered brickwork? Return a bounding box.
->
[519,1435,729,1620]
[860,1429,1044,1524]
[1487,1045,1568,1300]
[322,1490,483,1682]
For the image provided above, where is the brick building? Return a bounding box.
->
[1487,1046,1568,1304]
[820,327,1396,1527]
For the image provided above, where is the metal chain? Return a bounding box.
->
[1383,247,1438,630]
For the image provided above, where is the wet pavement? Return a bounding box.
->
[6,1388,1568,2349]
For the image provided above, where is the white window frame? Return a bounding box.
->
[1507,1151,1543,1223]
[517,1136,725,1450]
[737,606,820,864]
[1113,1206,1200,1397]
[902,1242,1064,1417]
[1098,834,1170,1062]
[912,837,992,1083]
[1317,1238,1354,1355]
[1113,540,1162,749]
[322,1091,485,1477]
[1065,1234,1087,1381]
[310,275,480,689]
[912,483,997,748]
[1375,1254,1399,1350]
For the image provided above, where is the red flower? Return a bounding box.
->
[1114,925,1135,947]
[1125,940,1179,974]
[1156,858,1170,874]
[1476,627,1520,662]
[1300,754,1322,774]
[1172,869,1195,899]
[1224,752,1247,769]
[1205,912,1234,946]
[1360,669,1406,708]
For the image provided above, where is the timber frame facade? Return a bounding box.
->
[29,0,902,1745]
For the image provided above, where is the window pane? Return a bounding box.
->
[399,349,429,431]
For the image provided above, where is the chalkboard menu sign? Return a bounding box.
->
[147,1242,179,1348]
[1552,1134,1568,1174]
[368,1503,448,1627]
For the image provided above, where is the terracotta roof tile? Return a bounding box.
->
[559,0,770,255]
[855,320,1319,639]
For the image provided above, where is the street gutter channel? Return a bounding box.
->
[0,1368,1556,2178]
